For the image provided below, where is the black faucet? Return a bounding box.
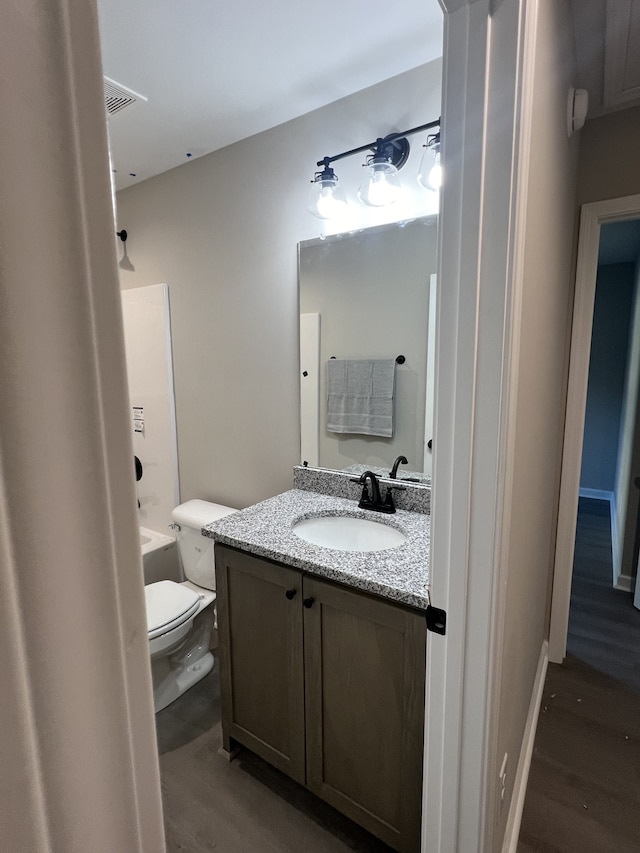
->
[389,455,408,479]
[351,470,405,514]
[358,471,382,508]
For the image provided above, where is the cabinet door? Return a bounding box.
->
[215,545,305,784]
[303,577,426,853]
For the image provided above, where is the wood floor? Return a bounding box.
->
[518,498,640,852]
[155,647,394,852]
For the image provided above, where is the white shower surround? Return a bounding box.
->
[121,283,180,534]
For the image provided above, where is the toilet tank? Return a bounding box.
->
[171,499,237,590]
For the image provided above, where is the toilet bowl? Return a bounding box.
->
[144,499,236,713]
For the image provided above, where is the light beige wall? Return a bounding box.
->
[493,1,580,846]
[577,105,640,205]
[116,61,442,509]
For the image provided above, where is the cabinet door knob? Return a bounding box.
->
[285,588,297,600]
[303,597,315,609]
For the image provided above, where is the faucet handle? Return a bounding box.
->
[349,476,373,505]
[383,483,405,512]
[385,484,406,500]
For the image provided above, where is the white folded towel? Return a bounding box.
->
[326,358,396,437]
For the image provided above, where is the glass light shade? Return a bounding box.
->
[307,175,348,219]
[357,161,401,207]
[418,146,442,191]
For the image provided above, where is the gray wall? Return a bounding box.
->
[581,263,636,492]
[116,61,442,509]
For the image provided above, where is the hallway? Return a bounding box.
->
[518,498,640,851]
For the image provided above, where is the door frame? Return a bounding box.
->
[424,0,539,849]
[549,193,640,663]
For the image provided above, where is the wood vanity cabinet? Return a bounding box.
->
[215,543,306,783]
[215,543,427,853]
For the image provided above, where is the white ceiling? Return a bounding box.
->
[571,0,640,119]
[97,0,444,191]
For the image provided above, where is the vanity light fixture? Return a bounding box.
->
[417,131,442,191]
[307,117,441,219]
[307,159,348,220]
[357,135,409,207]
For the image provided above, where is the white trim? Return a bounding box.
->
[501,641,548,853]
[162,283,181,508]
[611,490,622,588]
[423,274,437,476]
[299,312,320,467]
[424,0,538,849]
[616,573,634,592]
[550,194,640,663]
[423,2,492,849]
[578,487,613,502]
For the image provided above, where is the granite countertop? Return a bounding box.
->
[203,489,430,611]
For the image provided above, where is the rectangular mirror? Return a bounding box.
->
[299,215,437,479]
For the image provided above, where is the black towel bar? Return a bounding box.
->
[329,354,406,364]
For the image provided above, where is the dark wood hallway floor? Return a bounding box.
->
[518,498,640,852]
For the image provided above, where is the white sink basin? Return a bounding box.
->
[292,514,406,552]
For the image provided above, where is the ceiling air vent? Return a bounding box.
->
[103,76,147,117]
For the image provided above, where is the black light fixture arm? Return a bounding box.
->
[315,117,441,169]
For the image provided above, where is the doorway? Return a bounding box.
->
[550,194,640,663]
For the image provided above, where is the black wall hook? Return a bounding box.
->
[116,229,128,243]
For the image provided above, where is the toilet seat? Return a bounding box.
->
[145,580,201,640]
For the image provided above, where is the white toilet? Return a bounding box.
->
[144,499,236,713]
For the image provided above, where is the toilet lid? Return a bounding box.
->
[145,581,201,640]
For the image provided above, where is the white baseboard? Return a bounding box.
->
[578,487,613,503]
[610,493,621,589]
[502,640,549,853]
[615,573,634,592]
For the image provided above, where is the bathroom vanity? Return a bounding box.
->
[205,478,430,853]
